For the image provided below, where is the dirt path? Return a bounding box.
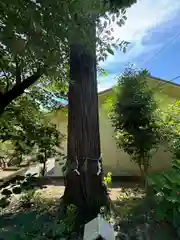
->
[38,185,122,201]
[37,179,140,201]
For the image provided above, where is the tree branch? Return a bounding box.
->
[0,69,43,115]
[0,66,10,92]
[15,58,21,84]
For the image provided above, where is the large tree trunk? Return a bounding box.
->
[63,21,108,222]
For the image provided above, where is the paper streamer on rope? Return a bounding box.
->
[73,157,80,175]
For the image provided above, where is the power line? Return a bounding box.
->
[141,31,180,67]
[152,75,180,92]
[109,31,180,84]
[157,75,180,87]
[114,31,180,82]
[139,30,180,91]
[109,31,180,91]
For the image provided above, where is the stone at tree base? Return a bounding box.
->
[83,214,115,240]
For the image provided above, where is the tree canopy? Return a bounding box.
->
[0,0,137,114]
[0,0,71,114]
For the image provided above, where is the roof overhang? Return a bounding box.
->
[56,75,180,111]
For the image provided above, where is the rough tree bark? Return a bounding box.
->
[63,20,108,222]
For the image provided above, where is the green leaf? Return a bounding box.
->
[103,21,108,28]
[121,8,127,15]
[107,48,114,55]
[112,15,115,22]
[123,47,126,53]
[117,21,122,27]
[116,11,120,18]
[120,18,125,25]
[123,15,127,20]
[101,71,109,77]
[166,196,179,203]
[177,160,180,166]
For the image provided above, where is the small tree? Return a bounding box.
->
[9,140,32,166]
[0,94,64,170]
[0,95,40,167]
[34,123,64,176]
[110,68,161,184]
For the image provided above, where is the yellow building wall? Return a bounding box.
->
[52,102,172,177]
[51,78,180,177]
[99,106,171,176]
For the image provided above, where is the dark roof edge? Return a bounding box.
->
[56,76,180,110]
[149,76,180,87]
[98,87,113,96]
[98,75,180,96]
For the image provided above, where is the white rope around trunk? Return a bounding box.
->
[73,154,102,176]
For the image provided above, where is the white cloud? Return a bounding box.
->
[100,0,180,69]
[113,0,180,42]
[98,0,180,91]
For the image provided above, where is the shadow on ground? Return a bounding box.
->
[0,180,178,240]
[0,200,68,240]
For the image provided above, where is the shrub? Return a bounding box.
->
[12,185,22,194]
[20,189,36,208]
[157,101,180,158]
[60,204,77,235]
[0,197,79,239]
[148,159,180,237]
[21,179,29,188]
[1,188,12,196]
[7,176,24,185]
[103,172,112,188]
[33,124,64,177]
[13,203,78,239]
[0,196,10,208]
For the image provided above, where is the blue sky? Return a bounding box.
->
[98,0,180,92]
